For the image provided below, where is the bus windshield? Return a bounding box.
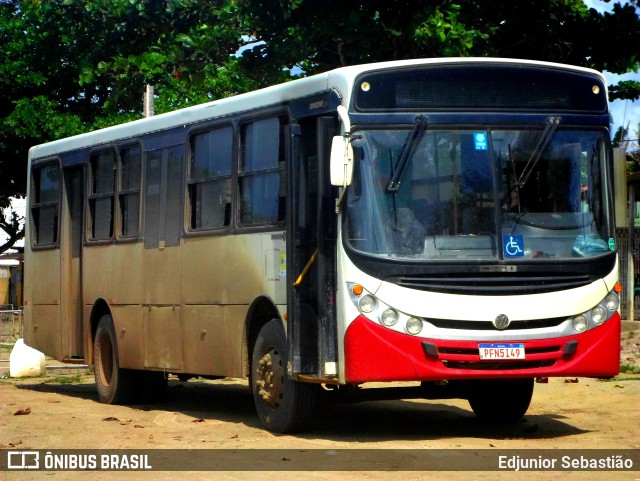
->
[345,127,610,260]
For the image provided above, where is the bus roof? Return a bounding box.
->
[28,57,606,161]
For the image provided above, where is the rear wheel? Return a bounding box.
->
[251,319,317,433]
[93,314,140,404]
[467,378,534,423]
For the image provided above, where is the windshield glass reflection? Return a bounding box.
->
[345,128,608,260]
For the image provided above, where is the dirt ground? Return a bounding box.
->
[1,327,639,481]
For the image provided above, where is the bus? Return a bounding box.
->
[23,58,620,433]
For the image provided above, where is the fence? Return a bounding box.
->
[0,305,23,342]
[0,306,23,375]
[615,228,640,320]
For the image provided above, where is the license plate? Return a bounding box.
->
[478,343,525,360]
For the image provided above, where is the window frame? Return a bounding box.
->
[116,143,143,240]
[86,148,117,243]
[29,159,62,249]
[186,124,234,233]
[237,114,288,228]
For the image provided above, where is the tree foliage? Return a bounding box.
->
[1,0,639,252]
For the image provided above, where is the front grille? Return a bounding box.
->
[442,360,556,370]
[387,272,594,295]
[427,317,567,330]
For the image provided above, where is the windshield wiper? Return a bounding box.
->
[515,116,561,188]
[386,115,427,192]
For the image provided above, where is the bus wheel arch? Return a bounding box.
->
[93,312,139,404]
[89,300,166,405]
[89,298,112,366]
[244,296,282,379]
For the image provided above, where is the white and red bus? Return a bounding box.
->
[24,58,620,433]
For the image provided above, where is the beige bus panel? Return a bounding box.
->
[144,246,181,306]
[109,305,145,370]
[83,243,143,305]
[181,304,247,377]
[181,232,287,306]
[182,235,263,305]
[29,249,60,305]
[143,305,183,370]
[23,249,61,357]
[27,304,62,360]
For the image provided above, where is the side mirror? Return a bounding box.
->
[330,136,354,187]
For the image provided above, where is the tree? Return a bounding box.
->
[237,0,640,76]
[1,0,640,253]
[0,0,253,252]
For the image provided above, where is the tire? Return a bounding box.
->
[93,314,139,404]
[467,378,534,423]
[251,319,317,433]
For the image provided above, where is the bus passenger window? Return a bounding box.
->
[88,150,115,241]
[30,162,60,246]
[188,126,232,230]
[118,145,142,238]
[239,116,286,226]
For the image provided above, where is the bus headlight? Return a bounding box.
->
[406,317,423,335]
[572,314,588,333]
[358,294,376,314]
[591,306,606,325]
[604,292,620,312]
[380,308,399,327]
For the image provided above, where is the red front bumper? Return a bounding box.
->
[344,313,621,383]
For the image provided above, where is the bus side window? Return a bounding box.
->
[239,116,286,226]
[88,149,116,241]
[118,145,142,238]
[188,126,233,230]
[30,161,61,247]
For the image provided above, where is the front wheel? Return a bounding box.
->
[467,378,534,423]
[251,319,317,433]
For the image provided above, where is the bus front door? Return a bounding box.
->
[286,117,338,380]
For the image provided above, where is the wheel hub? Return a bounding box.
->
[255,348,284,408]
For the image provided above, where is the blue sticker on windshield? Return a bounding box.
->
[503,235,524,257]
[474,132,488,150]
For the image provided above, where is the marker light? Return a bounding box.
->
[380,308,399,327]
[352,284,364,296]
[406,317,423,335]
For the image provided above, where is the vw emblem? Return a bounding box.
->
[493,314,511,330]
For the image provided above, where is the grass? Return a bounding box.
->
[45,373,87,384]
[619,361,640,375]
[0,370,91,384]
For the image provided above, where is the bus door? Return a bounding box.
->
[61,165,84,360]
[287,116,338,379]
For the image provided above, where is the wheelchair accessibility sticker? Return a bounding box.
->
[503,235,524,257]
